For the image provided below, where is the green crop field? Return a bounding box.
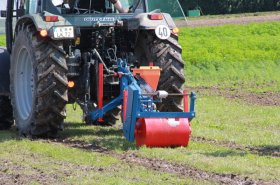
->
[181,22,280,92]
[0,35,5,46]
[0,22,279,184]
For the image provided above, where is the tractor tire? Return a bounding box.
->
[135,32,185,112]
[0,96,13,130]
[10,24,68,137]
[102,107,121,126]
[85,107,120,126]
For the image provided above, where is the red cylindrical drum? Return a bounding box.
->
[135,118,191,147]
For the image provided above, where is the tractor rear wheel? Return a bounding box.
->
[10,24,68,137]
[136,32,185,112]
[0,96,13,130]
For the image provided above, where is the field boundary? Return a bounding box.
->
[176,14,280,27]
[193,87,280,106]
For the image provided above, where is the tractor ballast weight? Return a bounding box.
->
[1,0,196,147]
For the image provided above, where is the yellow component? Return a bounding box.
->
[68,81,75,88]
[39,29,48,37]
[172,27,180,34]
[75,37,81,45]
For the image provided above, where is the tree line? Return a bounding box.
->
[179,0,280,15]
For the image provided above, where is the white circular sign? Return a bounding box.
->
[155,25,171,40]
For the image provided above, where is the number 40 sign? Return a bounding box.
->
[155,25,171,40]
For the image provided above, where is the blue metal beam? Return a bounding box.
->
[138,112,195,118]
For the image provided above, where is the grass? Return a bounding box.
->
[179,22,280,92]
[0,137,205,185]
[3,92,278,183]
[61,96,280,181]
[192,96,280,146]
[0,35,5,46]
[139,141,280,181]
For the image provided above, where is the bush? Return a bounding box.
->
[179,0,280,15]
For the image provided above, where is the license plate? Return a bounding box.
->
[53,26,74,39]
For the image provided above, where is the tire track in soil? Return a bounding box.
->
[0,154,115,185]
[192,136,280,158]
[194,86,280,106]
[0,159,65,185]
[52,139,277,185]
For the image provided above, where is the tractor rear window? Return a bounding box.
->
[51,0,143,14]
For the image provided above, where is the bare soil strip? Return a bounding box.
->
[192,136,280,158]
[194,86,280,106]
[0,159,65,185]
[175,14,280,27]
[53,139,277,185]
[0,155,113,185]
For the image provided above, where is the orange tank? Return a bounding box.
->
[132,66,161,91]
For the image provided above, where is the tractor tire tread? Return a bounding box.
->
[10,23,68,137]
[139,32,185,112]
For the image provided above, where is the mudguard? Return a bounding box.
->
[0,47,10,96]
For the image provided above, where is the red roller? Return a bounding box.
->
[135,118,191,147]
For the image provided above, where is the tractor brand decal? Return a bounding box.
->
[84,17,116,22]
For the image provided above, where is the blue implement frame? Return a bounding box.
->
[89,58,196,142]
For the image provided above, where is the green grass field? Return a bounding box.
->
[0,35,5,46]
[0,22,279,184]
[180,22,280,92]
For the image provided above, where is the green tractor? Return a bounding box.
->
[0,0,187,139]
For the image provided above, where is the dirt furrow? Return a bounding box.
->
[53,139,278,185]
[0,159,65,185]
[175,14,280,27]
[192,136,280,158]
[0,153,114,185]
[194,86,280,106]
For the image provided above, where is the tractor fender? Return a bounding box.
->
[0,47,10,96]
[15,14,72,34]
[131,13,177,30]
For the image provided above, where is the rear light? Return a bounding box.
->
[39,29,48,37]
[172,27,180,34]
[44,16,59,22]
[68,81,75,88]
[75,37,80,45]
[148,14,163,20]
